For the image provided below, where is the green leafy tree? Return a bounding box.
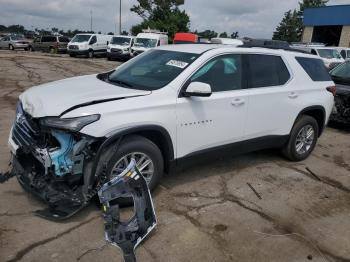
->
[130,0,190,39]
[231,31,239,39]
[219,32,228,38]
[273,0,328,42]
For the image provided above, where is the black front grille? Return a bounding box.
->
[111,48,122,53]
[12,104,40,153]
[69,45,78,50]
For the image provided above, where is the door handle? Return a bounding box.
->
[288,92,298,99]
[231,98,245,106]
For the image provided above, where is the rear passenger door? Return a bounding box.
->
[244,54,298,139]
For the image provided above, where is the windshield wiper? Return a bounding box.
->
[107,76,133,88]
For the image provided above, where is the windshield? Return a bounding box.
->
[330,62,350,81]
[111,37,131,46]
[71,34,92,43]
[11,35,24,40]
[317,49,342,59]
[106,50,199,90]
[133,38,157,48]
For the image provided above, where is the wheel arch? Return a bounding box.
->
[295,106,326,136]
[90,125,174,184]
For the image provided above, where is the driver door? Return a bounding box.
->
[176,54,249,158]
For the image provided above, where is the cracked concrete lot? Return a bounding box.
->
[0,50,350,262]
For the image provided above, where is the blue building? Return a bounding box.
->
[302,5,350,47]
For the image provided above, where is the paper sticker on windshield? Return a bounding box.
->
[166,60,189,69]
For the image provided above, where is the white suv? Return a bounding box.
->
[8,44,335,218]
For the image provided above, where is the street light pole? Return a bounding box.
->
[119,0,122,35]
[90,10,93,32]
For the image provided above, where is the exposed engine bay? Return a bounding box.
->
[98,159,157,262]
[4,102,107,220]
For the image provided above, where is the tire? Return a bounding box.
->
[282,115,319,161]
[88,50,94,58]
[105,135,164,191]
[28,46,33,52]
[9,44,14,51]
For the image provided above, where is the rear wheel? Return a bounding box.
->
[282,115,319,161]
[9,44,14,50]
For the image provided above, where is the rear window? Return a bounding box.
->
[59,37,69,43]
[296,57,332,81]
[247,54,291,88]
[42,36,57,42]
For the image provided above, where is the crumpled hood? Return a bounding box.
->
[20,74,151,118]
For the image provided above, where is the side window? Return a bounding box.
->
[340,50,346,59]
[311,49,317,55]
[89,36,97,45]
[190,54,243,92]
[295,57,332,81]
[246,54,290,88]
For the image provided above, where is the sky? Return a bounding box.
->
[0,0,349,38]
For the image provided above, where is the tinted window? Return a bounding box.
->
[42,36,57,42]
[89,36,97,44]
[340,50,346,59]
[330,61,350,80]
[247,54,290,88]
[191,54,242,92]
[59,37,69,43]
[107,50,199,91]
[296,57,332,81]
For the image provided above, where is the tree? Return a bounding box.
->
[130,0,190,39]
[219,32,228,38]
[273,0,328,42]
[231,32,239,39]
[273,10,301,42]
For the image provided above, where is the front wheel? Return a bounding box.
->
[87,50,94,58]
[105,135,164,191]
[282,115,319,161]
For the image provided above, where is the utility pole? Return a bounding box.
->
[119,0,122,35]
[90,10,93,32]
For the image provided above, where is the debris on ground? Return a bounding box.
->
[98,159,157,262]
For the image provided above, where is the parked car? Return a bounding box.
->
[173,33,199,44]
[211,37,243,46]
[0,34,29,50]
[291,44,344,70]
[131,31,168,57]
[329,61,350,124]
[107,35,135,61]
[68,34,112,58]
[8,44,335,218]
[28,35,69,53]
[336,47,350,61]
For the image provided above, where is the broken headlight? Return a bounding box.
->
[40,114,100,132]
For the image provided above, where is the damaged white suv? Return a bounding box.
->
[8,44,335,219]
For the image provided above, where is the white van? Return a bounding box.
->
[107,35,135,61]
[291,44,345,70]
[68,34,112,58]
[210,38,243,46]
[131,31,168,56]
[336,47,350,61]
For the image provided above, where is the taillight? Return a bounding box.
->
[326,85,336,96]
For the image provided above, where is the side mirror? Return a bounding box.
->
[184,82,212,97]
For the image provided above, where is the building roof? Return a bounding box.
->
[304,5,350,26]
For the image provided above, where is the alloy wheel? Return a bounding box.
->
[111,152,154,184]
[295,124,315,155]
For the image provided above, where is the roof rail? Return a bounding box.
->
[142,28,168,35]
[238,39,309,54]
[290,42,325,47]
